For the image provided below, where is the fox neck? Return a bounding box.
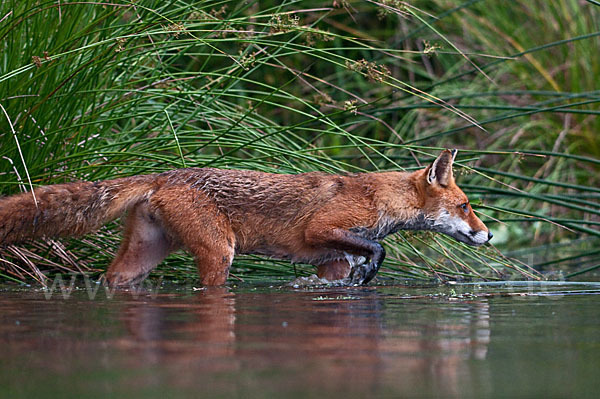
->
[356,170,434,240]
[350,213,433,241]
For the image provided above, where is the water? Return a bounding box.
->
[1,281,599,398]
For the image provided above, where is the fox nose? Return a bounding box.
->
[487,231,493,241]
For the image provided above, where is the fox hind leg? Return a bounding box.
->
[151,187,235,286]
[106,201,174,287]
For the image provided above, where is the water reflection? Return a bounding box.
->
[68,287,491,396]
[9,284,581,397]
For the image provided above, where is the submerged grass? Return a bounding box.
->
[0,0,599,285]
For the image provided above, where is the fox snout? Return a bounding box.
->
[464,227,493,246]
[431,209,492,246]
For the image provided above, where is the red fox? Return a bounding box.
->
[0,149,491,286]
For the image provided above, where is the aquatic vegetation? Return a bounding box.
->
[1,1,599,285]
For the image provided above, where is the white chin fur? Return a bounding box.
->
[471,230,489,245]
[434,210,488,246]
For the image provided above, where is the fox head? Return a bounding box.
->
[420,149,492,246]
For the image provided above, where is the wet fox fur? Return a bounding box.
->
[0,149,492,286]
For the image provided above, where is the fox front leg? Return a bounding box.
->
[346,241,385,286]
[306,227,386,285]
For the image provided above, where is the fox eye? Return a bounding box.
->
[459,202,469,213]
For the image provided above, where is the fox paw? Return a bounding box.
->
[341,243,385,286]
[346,260,379,286]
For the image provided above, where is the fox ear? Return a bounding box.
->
[426,149,457,187]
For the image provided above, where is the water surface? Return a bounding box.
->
[1,281,599,398]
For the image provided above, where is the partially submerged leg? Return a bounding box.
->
[106,201,174,287]
[316,254,367,281]
[151,187,235,286]
[306,227,385,285]
[317,259,351,281]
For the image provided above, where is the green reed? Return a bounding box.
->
[1,0,598,285]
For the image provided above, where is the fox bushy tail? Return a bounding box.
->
[0,175,157,244]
